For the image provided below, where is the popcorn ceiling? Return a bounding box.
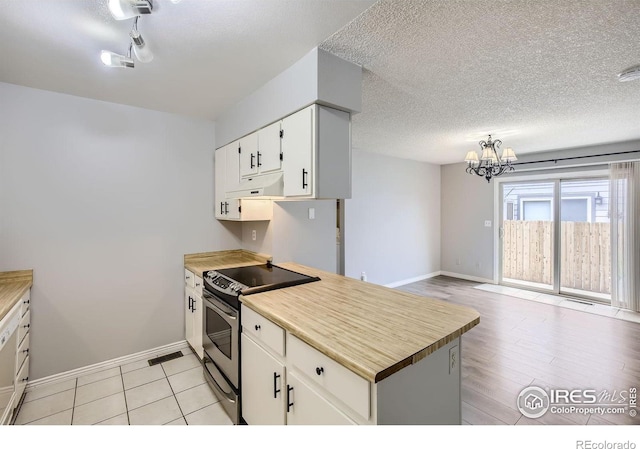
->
[320,0,640,164]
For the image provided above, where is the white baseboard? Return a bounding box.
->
[384,271,442,288]
[439,271,495,284]
[27,340,190,389]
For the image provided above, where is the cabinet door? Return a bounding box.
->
[258,121,282,174]
[282,106,314,197]
[184,288,195,349]
[226,198,241,220]
[286,371,355,425]
[225,142,241,192]
[239,133,259,178]
[214,147,227,219]
[241,334,285,425]
[192,293,204,359]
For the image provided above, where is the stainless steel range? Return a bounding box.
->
[201,262,320,424]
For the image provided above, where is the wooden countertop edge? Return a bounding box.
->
[0,270,33,323]
[184,250,272,274]
[0,269,33,283]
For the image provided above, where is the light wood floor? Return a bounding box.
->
[398,276,640,425]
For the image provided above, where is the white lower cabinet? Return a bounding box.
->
[240,305,463,425]
[285,371,355,425]
[240,333,285,425]
[184,273,203,359]
[240,305,366,425]
[1,289,31,425]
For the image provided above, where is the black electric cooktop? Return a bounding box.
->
[203,263,321,309]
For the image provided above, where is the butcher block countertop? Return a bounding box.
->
[240,262,480,383]
[0,270,33,322]
[184,250,272,275]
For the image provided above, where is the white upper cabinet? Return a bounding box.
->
[215,144,271,221]
[214,145,229,220]
[257,121,283,174]
[281,105,351,199]
[239,123,282,180]
[282,106,314,197]
[239,133,259,178]
[225,141,241,193]
[216,103,351,204]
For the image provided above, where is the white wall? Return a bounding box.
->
[240,200,336,273]
[0,82,241,379]
[344,150,441,286]
[271,200,336,273]
[440,163,494,281]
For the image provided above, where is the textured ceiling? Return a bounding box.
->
[321,0,640,164]
[0,0,374,120]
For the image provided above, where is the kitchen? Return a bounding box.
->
[2,0,640,445]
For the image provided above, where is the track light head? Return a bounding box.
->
[130,29,154,63]
[108,0,153,20]
[101,50,134,68]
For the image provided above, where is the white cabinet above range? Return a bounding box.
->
[238,123,283,179]
[215,104,351,217]
[214,143,273,222]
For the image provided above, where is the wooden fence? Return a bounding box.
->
[502,220,611,295]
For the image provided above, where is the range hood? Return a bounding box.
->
[226,172,284,199]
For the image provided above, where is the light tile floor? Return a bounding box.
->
[14,351,233,425]
[474,283,640,324]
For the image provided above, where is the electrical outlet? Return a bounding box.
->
[455,258,461,266]
[308,207,315,220]
[449,345,459,374]
[251,230,256,241]
[484,220,492,227]
[360,272,367,281]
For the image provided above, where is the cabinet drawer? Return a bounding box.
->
[18,309,30,345]
[241,305,284,357]
[16,332,29,375]
[19,290,30,317]
[184,269,195,288]
[17,354,29,386]
[194,276,203,296]
[288,335,370,419]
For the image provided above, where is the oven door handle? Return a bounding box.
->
[204,358,237,404]
[203,292,237,320]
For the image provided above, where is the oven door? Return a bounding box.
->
[202,290,239,388]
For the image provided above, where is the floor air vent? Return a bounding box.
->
[148,351,183,366]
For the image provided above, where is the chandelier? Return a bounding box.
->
[464,135,517,183]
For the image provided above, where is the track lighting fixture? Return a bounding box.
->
[101,16,153,68]
[108,0,153,20]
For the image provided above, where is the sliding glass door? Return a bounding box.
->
[500,177,611,302]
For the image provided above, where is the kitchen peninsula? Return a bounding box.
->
[185,250,480,425]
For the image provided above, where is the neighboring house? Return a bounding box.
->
[502,179,609,223]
